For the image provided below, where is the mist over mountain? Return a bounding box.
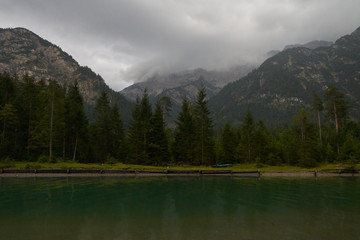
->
[0,27,133,121]
[210,26,360,127]
[283,40,333,51]
[121,65,256,123]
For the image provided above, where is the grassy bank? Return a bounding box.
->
[0,161,359,172]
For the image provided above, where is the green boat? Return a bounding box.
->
[212,163,233,168]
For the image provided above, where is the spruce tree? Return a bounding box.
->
[127,90,152,164]
[91,91,112,162]
[323,86,349,154]
[148,101,170,165]
[109,105,125,160]
[313,93,324,143]
[194,87,215,165]
[173,98,196,164]
[64,81,89,162]
[323,86,349,135]
[239,110,255,163]
[218,123,238,164]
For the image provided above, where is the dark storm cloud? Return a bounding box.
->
[1,0,360,90]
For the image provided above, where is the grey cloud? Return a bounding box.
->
[1,0,360,90]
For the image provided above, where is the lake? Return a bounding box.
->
[0,176,359,240]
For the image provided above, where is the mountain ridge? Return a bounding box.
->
[0,27,133,121]
[210,26,360,127]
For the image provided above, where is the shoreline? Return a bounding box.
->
[0,170,358,178]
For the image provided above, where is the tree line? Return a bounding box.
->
[1,72,359,167]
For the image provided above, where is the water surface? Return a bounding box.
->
[0,176,359,240]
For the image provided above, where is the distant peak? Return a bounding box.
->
[351,26,360,36]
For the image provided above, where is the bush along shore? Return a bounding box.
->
[1,73,360,169]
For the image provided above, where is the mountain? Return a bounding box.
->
[283,40,333,50]
[121,66,255,100]
[266,40,333,59]
[210,26,360,127]
[121,65,255,123]
[0,27,133,121]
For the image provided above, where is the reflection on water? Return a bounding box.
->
[0,177,359,240]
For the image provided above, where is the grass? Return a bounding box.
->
[1,161,359,172]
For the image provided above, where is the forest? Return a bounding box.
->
[1,72,360,168]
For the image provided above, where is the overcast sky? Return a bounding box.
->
[1,0,360,90]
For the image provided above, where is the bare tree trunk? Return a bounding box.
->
[27,102,32,156]
[49,95,54,162]
[63,130,66,161]
[201,123,204,165]
[333,103,339,154]
[334,103,339,135]
[318,110,322,144]
[1,118,6,144]
[72,134,78,162]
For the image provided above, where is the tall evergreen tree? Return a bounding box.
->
[218,123,238,164]
[109,105,125,160]
[0,103,18,158]
[239,110,255,163]
[127,90,152,164]
[323,85,349,154]
[252,120,270,162]
[47,80,66,162]
[323,86,349,135]
[291,109,318,167]
[18,75,40,158]
[148,101,170,165]
[0,72,16,106]
[159,96,172,122]
[91,91,112,162]
[313,93,324,143]
[173,98,196,164]
[64,81,89,162]
[194,87,215,165]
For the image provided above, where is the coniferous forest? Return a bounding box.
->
[1,72,360,168]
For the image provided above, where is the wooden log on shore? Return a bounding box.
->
[3,169,36,174]
[201,170,233,174]
[166,170,201,174]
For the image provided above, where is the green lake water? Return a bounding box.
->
[0,176,359,240]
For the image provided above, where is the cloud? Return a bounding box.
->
[1,0,360,90]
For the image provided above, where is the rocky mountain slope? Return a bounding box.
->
[0,27,133,121]
[266,40,333,58]
[121,65,255,123]
[210,26,360,127]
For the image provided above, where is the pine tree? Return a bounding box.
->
[127,90,152,164]
[148,101,170,165]
[64,81,88,162]
[218,123,238,164]
[323,85,349,154]
[0,72,16,106]
[47,80,66,162]
[91,91,112,162]
[313,93,324,143]
[18,75,40,157]
[291,109,318,167]
[173,98,196,164]
[323,86,349,135]
[194,87,215,165]
[252,120,270,162]
[109,105,125,160]
[159,96,172,122]
[239,110,255,163]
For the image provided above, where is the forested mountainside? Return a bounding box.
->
[0,27,133,121]
[210,26,360,127]
[121,66,255,124]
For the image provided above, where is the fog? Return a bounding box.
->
[1,0,360,90]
